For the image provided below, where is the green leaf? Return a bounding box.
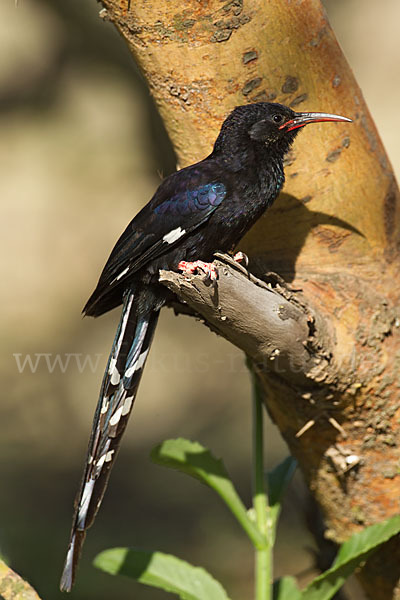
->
[266,456,297,541]
[273,576,302,600]
[333,514,400,565]
[301,515,400,600]
[94,548,231,600]
[151,438,266,549]
[267,456,297,508]
[151,438,230,484]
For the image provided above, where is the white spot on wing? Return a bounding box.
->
[78,479,95,528]
[105,450,114,462]
[109,405,123,427]
[96,454,107,470]
[163,227,186,244]
[122,395,133,416]
[62,535,75,587]
[110,266,130,285]
[110,366,120,386]
[108,357,117,376]
[125,349,149,378]
[136,348,149,371]
[125,364,135,378]
[116,266,129,281]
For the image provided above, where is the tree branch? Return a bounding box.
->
[160,253,333,387]
[0,559,42,600]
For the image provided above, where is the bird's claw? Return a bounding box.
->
[178,260,218,281]
[233,251,249,267]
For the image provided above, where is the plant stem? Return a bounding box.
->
[252,375,272,600]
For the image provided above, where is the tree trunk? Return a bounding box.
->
[98,0,400,597]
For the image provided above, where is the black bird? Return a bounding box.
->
[60,102,351,591]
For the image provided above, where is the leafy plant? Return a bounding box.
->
[94,376,400,599]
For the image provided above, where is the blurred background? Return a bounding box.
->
[0,1,398,598]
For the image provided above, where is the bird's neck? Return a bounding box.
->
[254,146,285,208]
[214,142,285,202]
[216,136,287,171]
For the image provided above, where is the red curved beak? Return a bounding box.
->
[280,111,352,132]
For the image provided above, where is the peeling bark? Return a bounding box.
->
[98,0,400,597]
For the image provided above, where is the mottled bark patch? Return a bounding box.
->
[242,77,262,96]
[326,148,342,163]
[383,177,399,245]
[313,227,352,253]
[290,93,308,107]
[281,75,299,94]
[242,50,258,64]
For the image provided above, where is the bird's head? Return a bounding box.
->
[213,102,352,164]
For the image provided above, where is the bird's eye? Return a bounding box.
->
[272,114,284,124]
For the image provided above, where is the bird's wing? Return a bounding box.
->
[126,181,226,272]
[84,167,226,314]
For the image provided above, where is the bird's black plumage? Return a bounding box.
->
[60,102,351,591]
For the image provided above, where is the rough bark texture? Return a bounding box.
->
[98,0,400,597]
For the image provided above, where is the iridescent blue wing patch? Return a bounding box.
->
[127,182,226,271]
[93,180,227,291]
[154,182,226,217]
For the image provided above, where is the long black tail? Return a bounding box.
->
[60,287,160,592]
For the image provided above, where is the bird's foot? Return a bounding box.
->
[233,251,249,267]
[178,260,218,281]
